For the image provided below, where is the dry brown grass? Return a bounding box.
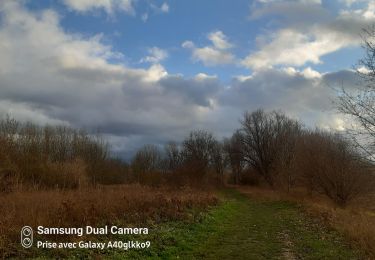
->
[235,185,375,259]
[0,184,218,258]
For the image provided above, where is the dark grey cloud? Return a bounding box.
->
[159,75,221,107]
[322,70,361,87]
[219,67,359,130]
[250,0,330,26]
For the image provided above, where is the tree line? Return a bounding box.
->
[0,116,128,190]
[0,104,373,208]
[130,109,374,207]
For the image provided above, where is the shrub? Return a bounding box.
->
[298,131,374,207]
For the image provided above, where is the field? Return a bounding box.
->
[2,185,373,259]
[237,186,375,259]
[0,185,218,258]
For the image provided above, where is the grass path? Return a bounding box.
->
[114,188,361,260]
[186,189,360,259]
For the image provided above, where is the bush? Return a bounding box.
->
[298,131,374,207]
[0,116,128,189]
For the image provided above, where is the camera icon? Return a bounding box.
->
[21,226,33,248]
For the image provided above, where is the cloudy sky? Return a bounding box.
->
[0,0,374,158]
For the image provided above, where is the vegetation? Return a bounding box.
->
[0,117,129,191]
[3,189,364,259]
[0,185,217,258]
[238,186,375,259]
[0,110,372,208]
[127,109,374,208]
[134,189,362,259]
[337,27,375,162]
[0,107,373,258]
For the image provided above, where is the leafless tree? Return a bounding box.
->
[240,109,301,186]
[0,116,127,188]
[211,140,226,183]
[275,117,302,191]
[299,130,373,207]
[164,141,182,172]
[337,27,375,162]
[181,130,216,178]
[224,130,245,184]
[132,144,162,176]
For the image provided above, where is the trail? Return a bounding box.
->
[179,189,360,260]
[117,189,361,259]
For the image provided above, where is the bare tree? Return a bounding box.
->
[181,130,216,178]
[164,141,182,172]
[275,117,302,191]
[224,130,245,184]
[132,144,162,176]
[299,130,373,207]
[211,140,225,184]
[240,109,301,186]
[337,27,375,162]
[0,116,128,188]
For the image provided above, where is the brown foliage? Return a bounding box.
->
[0,116,129,189]
[0,184,218,258]
[131,130,226,187]
[297,131,374,207]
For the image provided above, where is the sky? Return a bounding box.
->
[0,0,374,159]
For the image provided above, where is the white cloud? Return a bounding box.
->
[63,0,135,15]
[242,28,355,69]
[140,47,168,64]
[244,0,375,70]
[182,41,194,49]
[141,13,148,22]
[140,2,170,23]
[183,31,235,66]
[191,47,235,66]
[362,2,375,19]
[194,73,217,81]
[143,64,168,82]
[160,3,169,13]
[301,67,322,79]
[208,31,233,50]
[150,2,170,14]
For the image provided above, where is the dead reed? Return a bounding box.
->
[0,184,218,258]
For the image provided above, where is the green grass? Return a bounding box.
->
[33,189,362,259]
[108,189,361,259]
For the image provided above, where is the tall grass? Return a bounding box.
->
[237,186,375,258]
[0,184,218,258]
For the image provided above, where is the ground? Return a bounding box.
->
[29,188,363,259]
[109,189,362,260]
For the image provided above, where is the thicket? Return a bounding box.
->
[130,110,374,207]
[0,111,373,207]
[0,116,128,191]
